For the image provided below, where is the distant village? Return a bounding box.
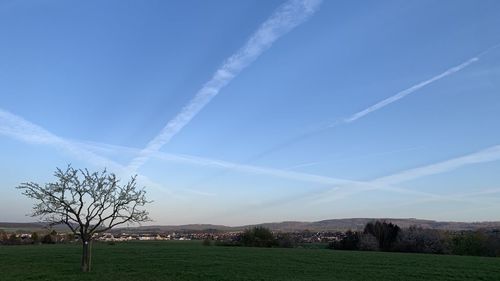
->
[4,222,500,258]
[1,229,345,244]
[96,230,343,243]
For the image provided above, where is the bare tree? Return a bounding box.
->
[17,166,151,272]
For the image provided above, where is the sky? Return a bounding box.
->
[1,0,500,226]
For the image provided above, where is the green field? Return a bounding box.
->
[1,241,500,281]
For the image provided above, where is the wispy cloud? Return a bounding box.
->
[5,111,499,207]
[0,108,117,168]
[284,146,424,170]
[0,108,170,194]
[372,145,500,186]
[214,144,500,221]
[81,140,365,187]
[0,110,433,201]
[127,0,323,172]
[9,105,497,217]
[315,144,500,203]
[249,45,499,161]
[340,57,479,123]
[81,140,440,200]
[338,44,500,125]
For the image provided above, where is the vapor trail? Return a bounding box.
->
[314,144,500,204]
[127,0,323,172]
[0,108,169,194]
[81,140,442,199]
[371,145,500,186]
[0,109,115,168]
[0,109,436,200]
[249,45,499,161]
[214,144,500,221]
[342,58,479,123]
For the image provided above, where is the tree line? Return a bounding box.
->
[207,221,500,258]
[329,220,500,257]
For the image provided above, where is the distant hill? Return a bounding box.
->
[3,218,500,233]
[0,222,70,232]
[111,218,500,232]
[110,218,500,233]
[252,218,500,232]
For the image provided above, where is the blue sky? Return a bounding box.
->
[1,0,500,225]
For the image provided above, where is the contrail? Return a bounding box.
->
[313,144,500,204]
[7,106,496,210]
[248,45,499,161]
[127,0,323,172]
[81,140,443,199]
[80,140,379,187]
[208,144,500,221]
[371,145,500,186]
[342,58,479,123]
[0,108,115,168]
[283,146,423,170]
[334,43,498,125]
[179,46,495,188]
[0,110,436,200]
[0,108,170,194]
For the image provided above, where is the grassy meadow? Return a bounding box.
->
[1,241,500,281]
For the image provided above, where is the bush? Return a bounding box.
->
[486,230,500,257]
[202,238,212,246]
[450,231,496,257]
[393,227,449,254]
[31,232,40,244]
[276,233,298,248]
[42,233,56,244]
[0,230,8,244]
[214,240,241,247]
[60,233,75,243]
[329,230,359,250]
[8,234,21,245]
[358,234,379,251]
[240,227,277,248]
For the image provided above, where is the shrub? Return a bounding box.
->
[42,233,56,244]
[240,227,277,248]
[358,234,379,251]
[393,227,449,254]
[329,230,359,250]
[276,233,298,248]
[8,234,21,245]
[202,238,212,246]
[31,232,40,244]
[450,231,492,257]
[486,230,500,257]
[214,240,241,247]
[0,230,8,244]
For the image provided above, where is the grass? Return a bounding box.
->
[1,241,500,281]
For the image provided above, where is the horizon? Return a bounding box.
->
[3,216,500,230]
[1,0,500,226]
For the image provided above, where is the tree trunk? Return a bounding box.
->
[81,240,92,272]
